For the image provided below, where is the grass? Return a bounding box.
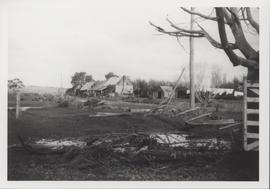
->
[7,94,258,181]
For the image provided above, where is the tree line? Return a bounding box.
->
[67,69,242,98]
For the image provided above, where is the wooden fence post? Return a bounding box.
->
[15,91,21,119]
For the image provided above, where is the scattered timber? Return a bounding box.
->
[185,112,212,123]
[174,107,200,117]
[187,119,235,126]
[89,110,151,117]
[129,109,151,113]
[219,122,241,130]
[17,135,66,155]
[149,68,185,114]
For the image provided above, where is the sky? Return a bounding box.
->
[7,0,259,88]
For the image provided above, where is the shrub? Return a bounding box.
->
[58,99,69,107]
[84,98,100,107]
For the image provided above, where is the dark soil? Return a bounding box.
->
[8,97,258,181]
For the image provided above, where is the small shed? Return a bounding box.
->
[153,86,175,99]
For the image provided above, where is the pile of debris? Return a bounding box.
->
[15,132,232,169]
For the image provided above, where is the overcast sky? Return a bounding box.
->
[8,0,259,88]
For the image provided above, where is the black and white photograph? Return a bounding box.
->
[0,0,269,188]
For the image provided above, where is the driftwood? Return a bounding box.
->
[185,112,212,122]
[187,119,235,126]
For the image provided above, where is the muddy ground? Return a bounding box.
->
[8,95,258,180]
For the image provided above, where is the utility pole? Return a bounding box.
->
[189,7,195,109]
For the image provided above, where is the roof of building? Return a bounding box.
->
[105,76,121,85]
[80,81,95,91]
[92,76,132,91]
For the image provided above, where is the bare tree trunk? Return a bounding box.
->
[190,7,195,109]
[247,68,259,81]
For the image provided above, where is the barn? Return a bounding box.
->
[80,81,95,95]
[92,76,133,97]
[153,86,175,99]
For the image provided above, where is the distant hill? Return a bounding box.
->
[19,85,67,95]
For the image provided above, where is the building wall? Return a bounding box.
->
[115,85,133,95]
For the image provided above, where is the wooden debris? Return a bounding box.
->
[219,122,241,130]
[187,119,235,126]
[89,112,131,117]
[89,109,152,117]
[130,109,151,113]
[149,68,185,114]
[17,135,65,155]
[166,68,185,106]
[185,112,212,122]
[174,107,200,117]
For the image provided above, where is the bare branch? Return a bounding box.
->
[149,21,204,38]
[181,7,217,21]
[196,23,237,49]
[167,16,238,50]
[150,18,237,51]
[246,7,259,33]
[224,8,258,60]
[215,8,258,70]
[166,18,203,34]
[223,8,233,24]
[176,37,190,54]
[240,8,258,35]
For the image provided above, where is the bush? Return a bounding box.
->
[84,98,100,107]
[43,93,55,102]
[58,99,69,107]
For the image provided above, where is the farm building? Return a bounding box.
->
[153,86,175,99]
[91,76,133,97]
[66,84,83,96]
[80,81,95,95]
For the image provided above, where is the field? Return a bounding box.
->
[8,93,259,181]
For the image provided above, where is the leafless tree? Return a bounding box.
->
[211,67,223,88]
[150,7,259,81]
